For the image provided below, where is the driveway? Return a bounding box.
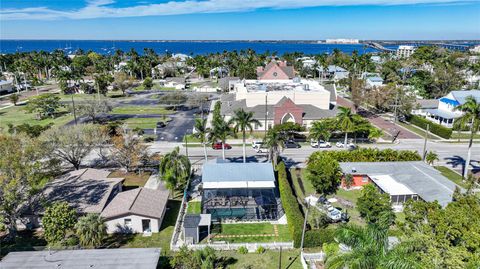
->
[155,108,198,142]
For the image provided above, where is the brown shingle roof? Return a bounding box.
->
[101,188,169,219]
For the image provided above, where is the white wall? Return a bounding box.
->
[105,214,161,234]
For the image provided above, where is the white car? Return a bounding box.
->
[256,146,269,154]
[252,141,264,149]
[336,142,356,149]
[310,139,331,148]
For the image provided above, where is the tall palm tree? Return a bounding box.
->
[231,109,261,163]
[263,129,287,166]
[337,107,356,147]
[159,146,191,192]
[75,214,107,248]
[210,118,233,160]
[193,118,210,161]
[309,120,331,145]
[326,223,419,269]
[454,96,480,178]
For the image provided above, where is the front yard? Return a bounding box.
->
[434,165,468,188]
[209,223,292,243]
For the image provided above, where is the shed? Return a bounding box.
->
[183,214,211,244]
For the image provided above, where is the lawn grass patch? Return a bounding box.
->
[0,105,73,132]
[450,132,480,140]
[210,223,292,243]
[218,249,303,269]
[111,106,172,115]
[187,201,202,214]
[121,117,170,129]
[290,168,316,200]
[104,199,180,253]
[108,170,151,187]
[434,166,468,188]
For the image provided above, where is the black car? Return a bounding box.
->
[156,122,166,128]
[284,140,301,148]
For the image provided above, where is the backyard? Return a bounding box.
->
[218,249,303,269]
[209,223,292,243]
[108,170,152,187]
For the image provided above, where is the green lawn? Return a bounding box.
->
[104,199,180,253]
[434,166,468,188]
[111,106,172,115]
[218,249,303,269]
[450,132,480,140]
[133,83,176,91]
[121,117,170,129]
[290,168,316,200]
[108,170,151,187]
[328,189,364,226]
[187,201,202,214]
[210,223,292,243]
[0,105,73,132]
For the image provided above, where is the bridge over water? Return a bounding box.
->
[364,41,477,52]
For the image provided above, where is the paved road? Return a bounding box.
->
[148,139,480,174]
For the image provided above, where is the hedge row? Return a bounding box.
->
[308,148,421,163]
[408,115,452,139]
[303,229,336,248]
[277,162,304,248]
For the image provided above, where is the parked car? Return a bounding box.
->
[256,146,269,154]
[284,140,301,148]
[336,142,356,150]
[212,142,232,150]
[310,139,331,148]
[252,141,264,149]
[156,122,166,128]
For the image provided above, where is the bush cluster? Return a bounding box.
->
[308,148,421,163]
[277,162,305,248]
[408,115,452,139]
[303,229,336,248]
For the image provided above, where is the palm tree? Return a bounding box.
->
[309,120,331,145]
[159,146,191,192]
[337,107,356,147]
[263,129,287,166]
[193,118,210,161]
[231,108,261,163]
[454,96,480,178]
[425,151,439,166]
[75,214,107,248]
[210,117,233,160]
[325,223,419,269]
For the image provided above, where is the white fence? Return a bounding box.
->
[300,251,325,269]
[171,241,294,252]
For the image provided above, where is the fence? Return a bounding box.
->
[300,251,325,269]
[171,241,294,252]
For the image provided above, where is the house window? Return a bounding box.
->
[362,176,368,183]
[124,218,132,227]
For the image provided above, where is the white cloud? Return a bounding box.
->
[0,0,474,20]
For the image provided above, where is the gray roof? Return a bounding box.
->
[0,248,161,269]
[339,162,457,207]
[202,159,275,183]
[40,169,124,214]
[184,214,211,228]
[415,99,439,109]
[101,188,169,219]
[424,108,461,119]
[451,90,480,104]
[323,83,337,103]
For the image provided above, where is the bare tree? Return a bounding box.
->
[76,98,112,123]
[110,126,149,172]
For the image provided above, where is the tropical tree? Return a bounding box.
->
[231,108,261,163]
[142,77,153,90]
[357,184,395,225]
[210,117,233,160]
[8,93,19,106]
[263,129,287,166]
[171,245,217,269]
[454,96,480,178]
[425,151,439,166]
[309,120,332,144]
[336,107,358,146]
[75,214,107,248]
[325,223,419,269]
[193,118,210,161]
[368,128,384,142]
[159,147,191,192]
[305,153,342,196]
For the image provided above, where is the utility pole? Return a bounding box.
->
[300,205,309,250]
[185,131,189,158]
[422,124,429,161]
[71,94,77,125]
[278,246,282,269]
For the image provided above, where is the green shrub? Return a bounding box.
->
[323,242,339,257]
[256,246,266,254]
[303,229,336,248]
[237,246,248,254]
[277,162,305,248]
[408,115,452,139]
[308,148,421,163]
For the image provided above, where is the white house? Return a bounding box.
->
[397,45,416,58]
[164,77,186,90]
[318,65,349,81]
[363,73,384,88]
[101,187,169,234]
[0,80,14,94]
[412,90,480,128]
[193,81,220,92]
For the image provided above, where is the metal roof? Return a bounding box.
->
[450,90,480,105]
[424,108,462,119]
[202,159,275,184]
[339,161,457,207]
[0,248,161,269]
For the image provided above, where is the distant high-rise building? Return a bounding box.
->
[325,39,359,44]
[397,45,416,58]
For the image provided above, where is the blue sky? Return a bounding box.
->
[1,0,479,40]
